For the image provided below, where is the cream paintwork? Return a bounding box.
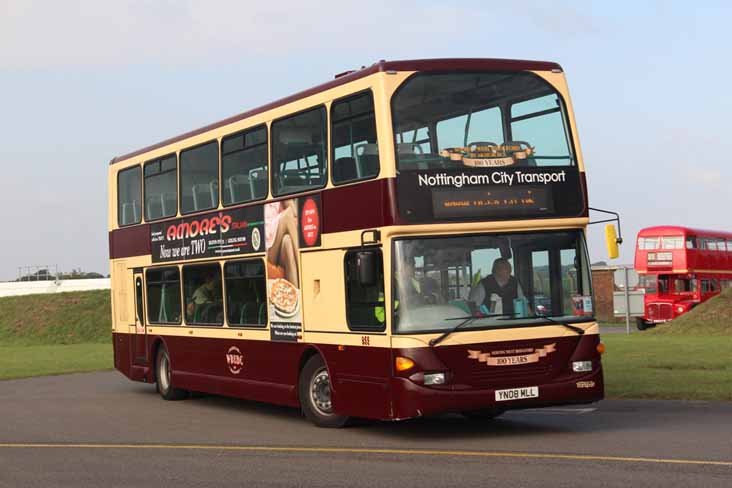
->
[300,249,348,333]
[109,65,593,351]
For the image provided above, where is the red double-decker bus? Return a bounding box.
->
[634,226,732,329]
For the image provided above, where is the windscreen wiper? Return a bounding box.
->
[529,314,585,336]
[429,313,520,347]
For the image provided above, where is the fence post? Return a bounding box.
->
[624,266,631,334]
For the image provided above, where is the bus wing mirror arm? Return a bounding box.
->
[589,207,622,260]
[588,207,623,244]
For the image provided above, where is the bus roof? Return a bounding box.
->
[109,58,562,166]
[638,225,732,239]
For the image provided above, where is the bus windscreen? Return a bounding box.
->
[392,230,593,334]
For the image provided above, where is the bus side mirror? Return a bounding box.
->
[357,251,378,287]
[605,224,620,259]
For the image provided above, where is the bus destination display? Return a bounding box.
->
[432,186,552,219]
[396,166,584,223]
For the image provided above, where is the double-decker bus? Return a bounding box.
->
[635,226,732,329]
[109,58,607,427]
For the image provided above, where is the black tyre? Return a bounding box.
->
[462,408,505,421]
[636,318,648,331]
[299,355,348,428]
[155,346,188,401]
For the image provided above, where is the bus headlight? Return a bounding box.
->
[676,306,685,314]
[572,361,593,373]
[423,372,446,385]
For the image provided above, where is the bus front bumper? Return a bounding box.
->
[389,368,604,420]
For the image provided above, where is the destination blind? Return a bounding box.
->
[397,166,585,223]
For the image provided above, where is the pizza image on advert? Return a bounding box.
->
[270,278,299,317]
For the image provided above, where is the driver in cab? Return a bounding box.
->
[469,258,526,315]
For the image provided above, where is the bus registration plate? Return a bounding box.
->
[495,386,539,402]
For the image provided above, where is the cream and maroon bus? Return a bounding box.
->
[109,58,605,427]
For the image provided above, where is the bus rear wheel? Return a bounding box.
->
[299,355,348,428]
[155,346,188,401]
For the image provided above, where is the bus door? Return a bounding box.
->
[132,271,148,365]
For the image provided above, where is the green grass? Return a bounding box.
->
[0,290,113,380]
[602,334,732,401]
[0,290,111,345]
[0,343,112,380]
[600,288,732,400]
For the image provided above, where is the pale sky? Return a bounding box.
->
[1,0,730,280]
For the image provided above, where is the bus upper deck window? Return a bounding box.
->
[332,91,380,185]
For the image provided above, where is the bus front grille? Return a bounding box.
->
[648,303,673,321]
[467,364,553,388]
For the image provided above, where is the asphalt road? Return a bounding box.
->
[1,372,730,487]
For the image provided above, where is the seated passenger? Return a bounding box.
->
[395,256,442,306]
[187,273,221,322]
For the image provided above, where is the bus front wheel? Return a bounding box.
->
[636,318,652,331]
[155,346,188,401]
[299,355,349,428]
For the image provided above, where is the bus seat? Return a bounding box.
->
[158,284,169,322]
[239,303,248,325]
[192,180,218,211]
[162,192,176,217]
[358,155,379,177]
[249,168,267,199]
[228,174,252,203]
[334,157,358,181]
[121,201,140,225]
[258,302,267,325]
[356,143,378,156]
[146,195,163,220]
[397,143,431,169]
[355,143,379,177]
[280,169,308,192]
[397,143,422,155]
[194,303,213,323]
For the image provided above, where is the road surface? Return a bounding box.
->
[0,372,730,487]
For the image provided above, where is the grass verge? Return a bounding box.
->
[0,290,111,345]
[602,334,732,401]
[0,343,112,381]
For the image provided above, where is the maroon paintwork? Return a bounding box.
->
[109,58,562,166]
[109,171,588,260]
[321,178,398,233]
[108,178,400,260]
[113,330,602,421]
[109,223,151,260]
